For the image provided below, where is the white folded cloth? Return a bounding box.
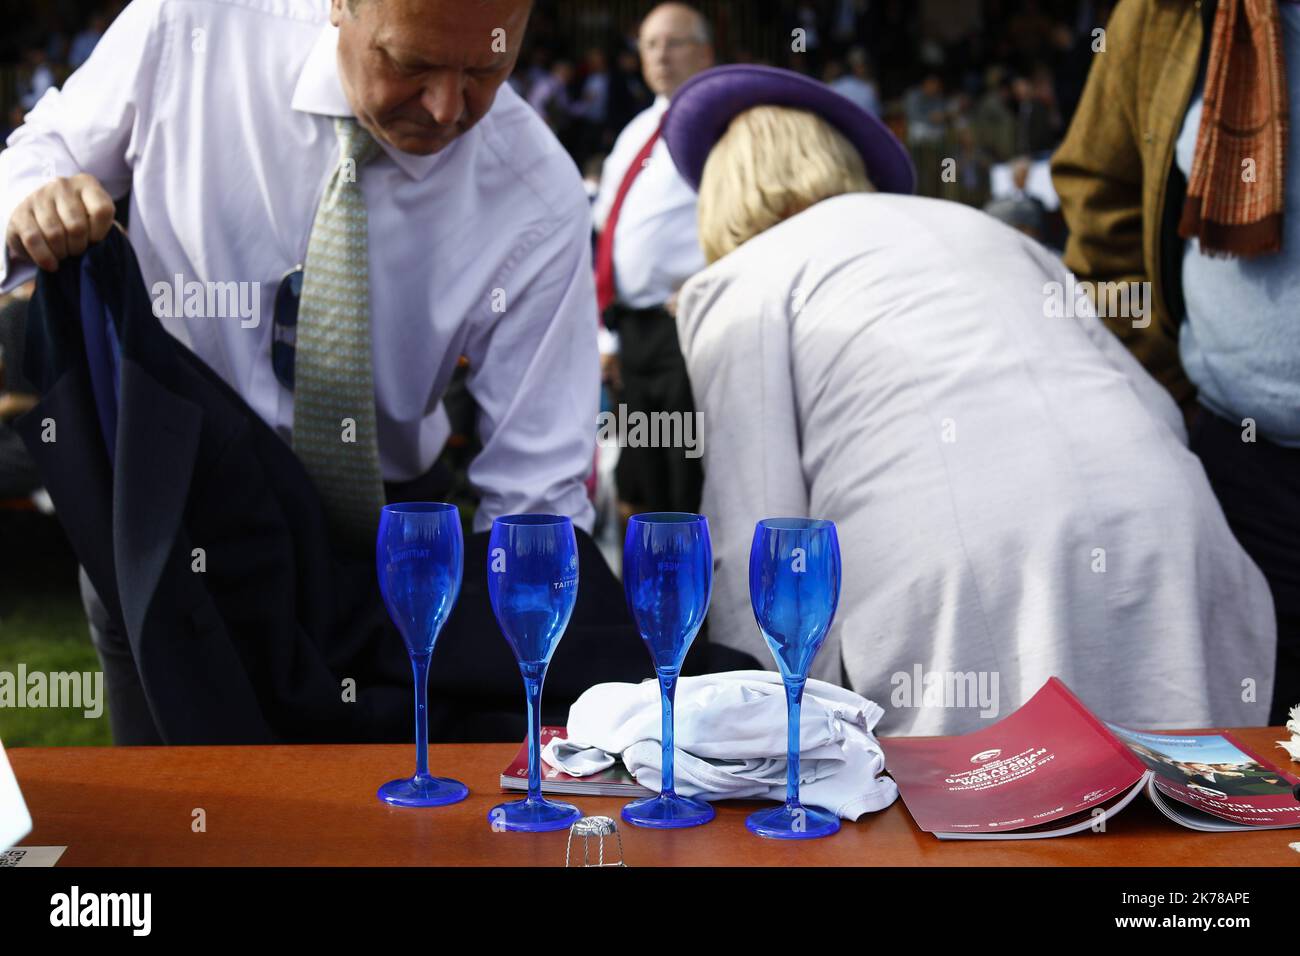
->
[542,670,898,820]
[1280,705,1300,763]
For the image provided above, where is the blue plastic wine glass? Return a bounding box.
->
[375,502,470,808]
[746,517,843,839]
[486,514,583,832]
[620,512,716,829]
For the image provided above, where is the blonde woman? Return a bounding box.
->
[659,65,1276,736]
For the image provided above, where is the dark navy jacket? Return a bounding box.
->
[15,229,752,744]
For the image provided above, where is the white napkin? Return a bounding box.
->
[1279,705,1300,763]
[543,670,898,820]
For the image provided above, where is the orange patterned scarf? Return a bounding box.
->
[1178,0,1289,257]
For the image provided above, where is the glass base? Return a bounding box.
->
[746,803,840,840]
[488,796,582,832]
[621,792,715,829]
[377,774,469,808]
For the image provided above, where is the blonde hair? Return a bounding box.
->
[697,105,874,263]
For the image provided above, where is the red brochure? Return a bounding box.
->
[881,678,1300,840]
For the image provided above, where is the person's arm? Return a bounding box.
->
[675,265,812,665]
[0,391,38,422]
[676,269,809,519]
[1021,237,1188,442]
[1050,0,1185,397]
[461,198,599,534]
[1,0,163,289]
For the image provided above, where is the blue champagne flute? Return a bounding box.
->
[486,514,583,832]
[620,512,716,829]
[746,518,843,839]
[375,502,470,808]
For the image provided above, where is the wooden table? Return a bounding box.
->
[8,727,1300,866]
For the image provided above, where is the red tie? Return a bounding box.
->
[595,123,662,314]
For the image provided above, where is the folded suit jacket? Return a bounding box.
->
[13,228,743,744]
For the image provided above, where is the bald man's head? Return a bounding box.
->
[331,0,532,155]
[638,2,714,99]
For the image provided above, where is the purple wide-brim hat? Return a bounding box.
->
[662,64,916,195]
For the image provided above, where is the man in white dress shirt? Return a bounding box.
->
[3,0,595,533]
[0,0,602,739]
[592,2,711,518]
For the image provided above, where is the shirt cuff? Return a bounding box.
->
[597,327,620,356]
[0,249,37,295]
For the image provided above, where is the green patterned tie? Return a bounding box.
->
[292,117,386,553]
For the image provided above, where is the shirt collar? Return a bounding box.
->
[290,22,442,181]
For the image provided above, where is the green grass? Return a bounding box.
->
[0,594,112,747]
[0,513,113,747]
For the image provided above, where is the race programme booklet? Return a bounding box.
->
[880,677,1300,840]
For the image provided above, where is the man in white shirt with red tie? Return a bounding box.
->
[0,0,604,742]
[593,2,713,520]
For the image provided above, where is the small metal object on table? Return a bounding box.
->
[565,815,626,867]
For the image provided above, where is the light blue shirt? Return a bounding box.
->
[1176,5,1300,446]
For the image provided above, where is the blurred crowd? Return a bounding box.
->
[507,0,1113,245]
[0,2,119,141]
[0,1,1109,246]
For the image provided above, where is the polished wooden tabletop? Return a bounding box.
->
[8,726,1300,866]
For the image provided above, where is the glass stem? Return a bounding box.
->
[659,669,679,799]
[785,677,806,809]
[412,651,431,780]
[522,661,546,803]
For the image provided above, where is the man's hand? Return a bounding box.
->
[664,290,680,317]
[5,174,116,271]
[0,392,39,422]
[600,352,622,392]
